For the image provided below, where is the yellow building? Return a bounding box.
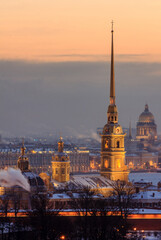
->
[100,25,129,182]
[52,137,70,183]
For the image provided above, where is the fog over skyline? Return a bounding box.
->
[0,60,161,138]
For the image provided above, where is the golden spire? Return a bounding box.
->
[110,20,115,105]
[107,21,118,124]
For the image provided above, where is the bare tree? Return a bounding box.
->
[0,195,10,218]
[107,180,135,219]
[29,193,59,240]
[0,196,9,240]
[71,186,128,240]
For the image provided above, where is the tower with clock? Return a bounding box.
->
[100,23,129,182]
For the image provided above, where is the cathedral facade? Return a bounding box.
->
[136,104,157,141]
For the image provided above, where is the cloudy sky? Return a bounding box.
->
[0,0,161,137]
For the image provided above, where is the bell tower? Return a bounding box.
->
[52,137,70,183]
[100,23,129,182]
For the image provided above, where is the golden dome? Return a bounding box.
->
[138,104,154,123]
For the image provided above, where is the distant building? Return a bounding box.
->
[0,151,52,173]
[136,104,157,141]
[124,104,158,170]
[125,151,158,169]
[66,149,90,173]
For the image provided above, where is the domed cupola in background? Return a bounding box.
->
[136,104,157,141]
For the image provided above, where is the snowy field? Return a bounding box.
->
[129,172,161,186]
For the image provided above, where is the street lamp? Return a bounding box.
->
[60,235,65,240]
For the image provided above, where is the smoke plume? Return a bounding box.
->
[0,168,30,192]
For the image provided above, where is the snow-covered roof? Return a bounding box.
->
[70,174,111,189]
[50,192,103,200]
[23,172,44,187]
[52,173,112,190]
[133,190,161,200]
[50,193,71,200]
[129,172,161,186]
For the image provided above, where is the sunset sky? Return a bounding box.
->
[0,0,161,62]
[0,0,161,137]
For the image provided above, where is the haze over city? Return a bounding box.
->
[0,0,161,137]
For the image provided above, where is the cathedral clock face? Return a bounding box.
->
[116,127,121,134]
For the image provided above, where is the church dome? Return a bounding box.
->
[138,104,154,123]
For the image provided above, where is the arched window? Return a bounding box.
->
[111,116,113,121]
[117,141,120,148]
[115,116,117,121]
[104,159,108,168]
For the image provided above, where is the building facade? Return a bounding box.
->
[66,149,90,173]
[125,151,158,169]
